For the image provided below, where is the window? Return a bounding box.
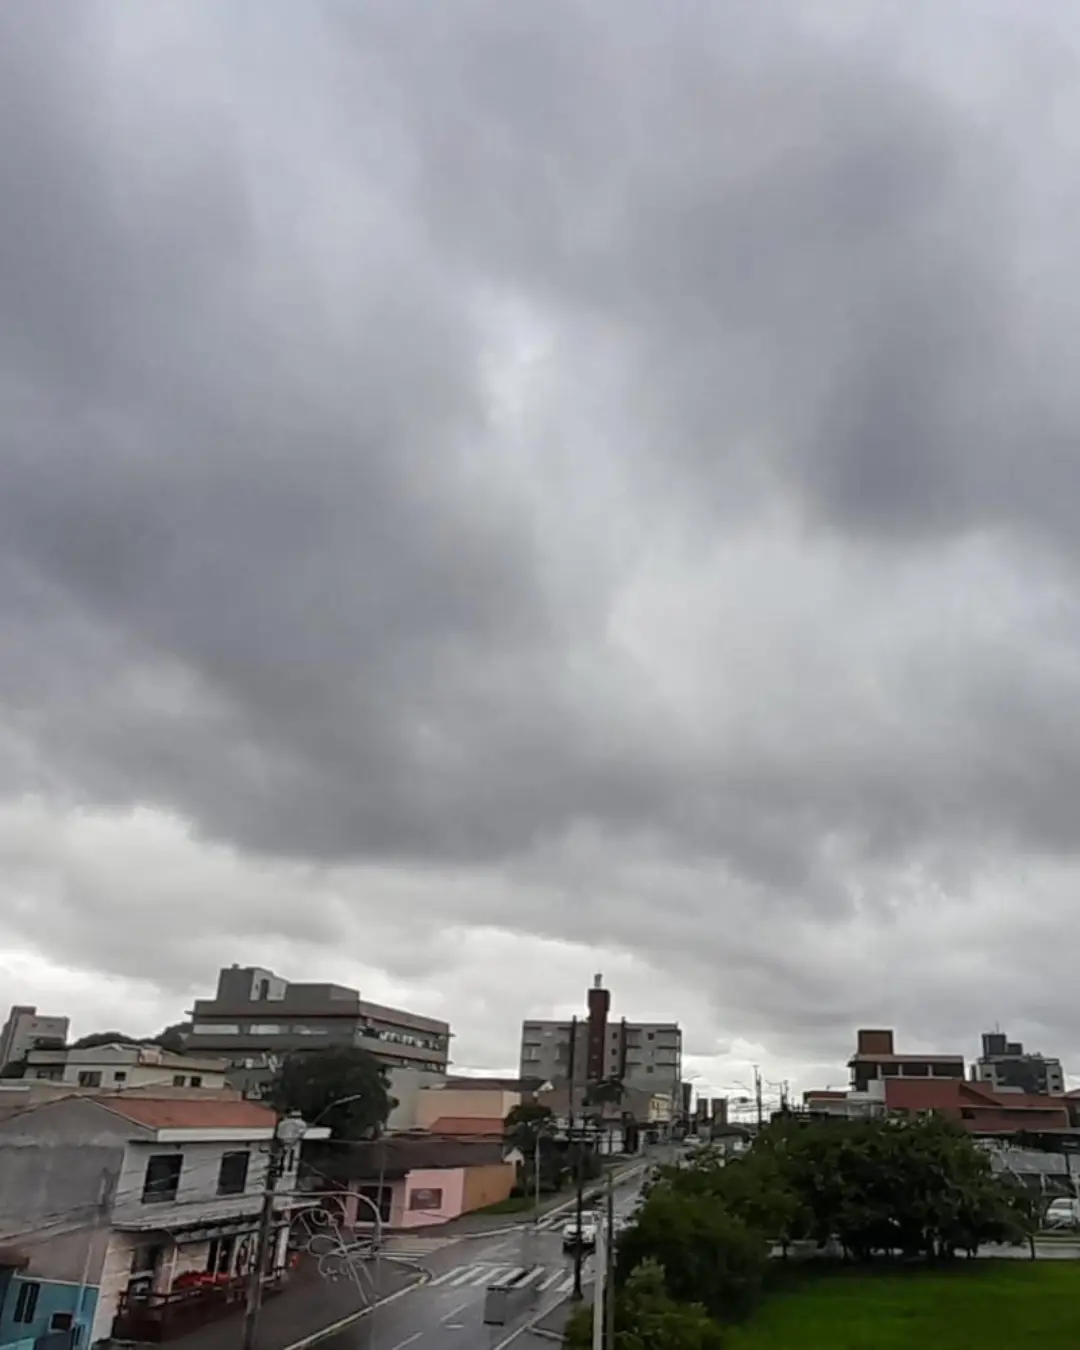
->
[190,1075,203,1088]
[217,1150,250,1196]
[13,1281,41,1324]
[246,1024,284,1036]
[77,1071,102,1087]
[172,1075,186,1087]
[192,1023,240,1035]
[114,1070,127,1082]
[131,1244,165,1274]
[142,1154,183,1203]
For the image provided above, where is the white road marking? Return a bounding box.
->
[538,1270,563,1291]
[441,1301,469,1321]
[447,1265,485,1287]
[427,1268,466,1287]
[388,1336,421,1350]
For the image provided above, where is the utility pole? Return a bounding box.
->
[567,1015,586,1300]
[754,1065,763,1128]
[604,1169,616,1350]
[243,1114,306,1350]
[533,1128,542,1225]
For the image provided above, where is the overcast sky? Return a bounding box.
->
[4,2,1080,1101]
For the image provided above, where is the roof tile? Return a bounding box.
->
[92,1096,277,1130]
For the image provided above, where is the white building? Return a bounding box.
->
[24,1041,228,1091]
[0,1005,69,1071]
[0,1095,326,1347]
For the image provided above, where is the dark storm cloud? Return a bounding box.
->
[5,1,1080,1072]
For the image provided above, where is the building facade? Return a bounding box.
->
[973,1031,1065,1096]
[519,975,682,1107]
[0,1005,68,1072]
[23,1042,228,1091]
[184,965,451,1094]
[0,1095,323,1347]
[848,1028,965,1093]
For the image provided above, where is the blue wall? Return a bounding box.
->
[0,1276,98,1349]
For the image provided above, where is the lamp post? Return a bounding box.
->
[243,1112,308,1350]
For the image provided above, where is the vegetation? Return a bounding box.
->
[70,1023,192,1051]
[606,1115,1038,1345]
[269,1045,391,1139]
[723,1261,1080,1350]
[566,1261,725,1349]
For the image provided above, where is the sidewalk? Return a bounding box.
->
[165,1261,424,1350]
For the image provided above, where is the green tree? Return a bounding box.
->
[565,1260,725,1349]
[504,1102,562,1192]
[616,1185,767,1321]
[72,1031,140,1049]
[269,1046,391,1139]
[150,1023,191,1053]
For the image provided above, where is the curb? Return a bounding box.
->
[281,1271,428,1350]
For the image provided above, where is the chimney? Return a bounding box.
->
[585,975,610,1088]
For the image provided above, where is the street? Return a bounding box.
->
[316,1172,645,1350]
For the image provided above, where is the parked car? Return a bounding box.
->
[1045,1198,1080,1229]
[562,1219,598,1250]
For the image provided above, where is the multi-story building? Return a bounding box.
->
[0,1004,69,1071]
[23,1041,229,1091]
[185,965,451,1094]
[848,1028,965,1092]
[519,975,682,1109]
[0,1094,327,1346]
[973,1031,1065,1096]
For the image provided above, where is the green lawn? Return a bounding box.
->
[726,1261,1080,1350]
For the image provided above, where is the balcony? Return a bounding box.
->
[111,1275,285,1343]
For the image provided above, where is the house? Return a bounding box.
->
[0,1094,325,1347]
[303,1136,515,1229]
[23,1042,228,1092]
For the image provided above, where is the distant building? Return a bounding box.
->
[848,1028,965,1092]
[519,975,682,1108]
[973,1031,1065,1096]
[183,965,451,1095]
[0,1005,69,1071]
[23,1042,228,1092]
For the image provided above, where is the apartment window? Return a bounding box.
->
[172,1075,186,1087]
[647,1032,654,1041]
[13,1281,41,1324]
[142,1154,183,1203]
[77,1071,102,1087]
[192,1023,240,1035]
[246,1024,284,1036]
[190,1076,203,1088]
[217,1150,250,1196]
[114,1070,127,1082]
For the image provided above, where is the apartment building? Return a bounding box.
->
[0,1004,68,1071]
[973,1030,1066,1096]
[519,975,682,1107]
[185,965,451,1094]
[848,1027,965,1092]
[23,1041,228,1091]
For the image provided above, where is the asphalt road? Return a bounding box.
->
[318,1173,646,1350]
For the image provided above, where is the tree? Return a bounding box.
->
[150,1023,190,1053]
[565,1261,725,1350]
[269,1046,391,1139]
[504,1103,562,1193]
[616,1185,767,1321]
[71,1031,141,1049]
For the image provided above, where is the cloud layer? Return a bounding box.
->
[3,2,1080,1092]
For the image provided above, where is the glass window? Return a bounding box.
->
[192,1023,240,1036]
[77,1071,102,1087]
[246,1024,284,1036]
[190,1076,203,1088]
[217,1151,250,1196]
[13,1281,40,1324]
[142,1154,183,1203]
[114,1070,127,1082]
[172,1075,186,1087]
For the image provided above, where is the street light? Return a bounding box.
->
[243,1113,309,1350]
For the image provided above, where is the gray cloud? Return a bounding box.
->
[3,2,1080,1081]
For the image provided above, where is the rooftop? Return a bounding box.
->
[92,1095,277,1130]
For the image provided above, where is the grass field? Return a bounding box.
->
[726,1261,1080,1350]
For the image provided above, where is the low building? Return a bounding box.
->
[973,1031,1066,1096]
[23,1042,228,1091]
[303,1136,514,1229]
[848,1028,965,1092]
[0,1094,327,1346]
[0,1006,68,1072]
[185,965,451,1095]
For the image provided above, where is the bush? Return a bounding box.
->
[616,1187,767,1321]
[565,1261,726,1350]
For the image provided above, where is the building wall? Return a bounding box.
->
[460,1163,515,1214]
[414,1087,518,1130]
[385,1068,448,1131]
[25,1045,227,1092]
[0,1006,69,1070]
[111,1137,285,1231]
[400,1168,466,1228]
[0,1274,97,1350]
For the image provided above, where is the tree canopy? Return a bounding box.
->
[268,1045,392,1139]
[565,1260,725,1350]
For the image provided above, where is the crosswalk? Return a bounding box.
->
[425,1261,580,1296]
[378,1234,463,1259]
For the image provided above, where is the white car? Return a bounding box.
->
[562,1219,598,1250]
[1045,1198,1080,1229]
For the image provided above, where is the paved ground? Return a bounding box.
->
[311,1172,644,1350]
[166,1261,422,1350]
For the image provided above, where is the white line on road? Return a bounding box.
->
[441,1301,470,1322]
[388,1335,422,1350]
[538,1270,563,1291]
[427,1268,467,1287]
